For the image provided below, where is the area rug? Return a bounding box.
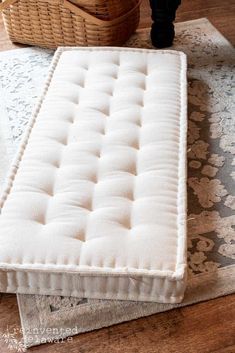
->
[0,18,234,348]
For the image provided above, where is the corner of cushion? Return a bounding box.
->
[174,264,187,280]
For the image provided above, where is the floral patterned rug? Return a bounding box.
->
[0,18,234,348]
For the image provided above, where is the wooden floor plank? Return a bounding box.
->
[0,294,234,353]
[139,0,235,44]
[0,1,234,352]
[1,0,235,49]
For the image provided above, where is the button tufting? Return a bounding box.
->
[46,190,54,197]
[0,48,187,303]
[127,193,134,201]
[69,117,75,124]
[38,219,46,226]
[75,230,85,242]
[53,162,61,168]
[93,177,98,184]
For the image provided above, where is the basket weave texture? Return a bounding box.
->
[0,0,141,48]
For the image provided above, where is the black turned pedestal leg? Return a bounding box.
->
[149,0,181,48]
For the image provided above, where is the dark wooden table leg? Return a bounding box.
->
[149,0,181,48]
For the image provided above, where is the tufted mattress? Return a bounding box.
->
[0,48,187,303]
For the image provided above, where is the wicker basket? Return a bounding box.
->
[0,0,141,49]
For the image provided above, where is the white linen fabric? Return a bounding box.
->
[0,48,187,303]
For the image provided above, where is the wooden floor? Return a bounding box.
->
[0,0,235,50]
[0,1,234,352]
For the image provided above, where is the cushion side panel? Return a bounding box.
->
[0,270,186,304]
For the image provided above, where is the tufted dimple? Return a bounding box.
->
[0,48,187,303]
[53,161,61,169]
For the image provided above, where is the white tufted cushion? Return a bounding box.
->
[0,48,187,303]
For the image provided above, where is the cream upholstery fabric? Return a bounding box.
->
[0,48,187,303]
